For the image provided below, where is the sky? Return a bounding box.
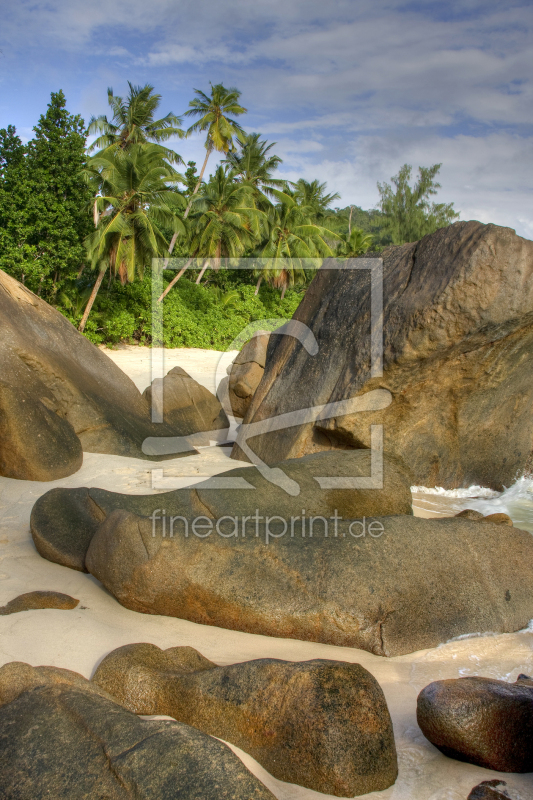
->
[1,0,532,237]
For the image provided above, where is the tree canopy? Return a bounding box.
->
[88,82,184,163]
[0,81,464,347]
[0,91,92,297]
[377,163,459,244]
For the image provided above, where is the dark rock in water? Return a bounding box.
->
[455,509,484,520]
[93,642,398,796]
[417,675,533,772]
[0,380,82,481]
[30,448,413,572]
[0,268,196,465]
[78,510,533,656]
[481,513,514,526]
[0,662,275,800]
[232,222,533,491]
[467,781,511,800]
[228,332,270,418]
[0,591,79,615]
[455,510,514,525]
[142,366,228,443]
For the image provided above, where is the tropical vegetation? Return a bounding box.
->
[0,82,460,349]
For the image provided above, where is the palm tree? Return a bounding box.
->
[87,82,184,164]
[185,166,258,284]
[293,179,340,222]
[182,84,247,219]
[79,143,185,331]
[157,166,259,302]
[258,190,340,298]
[336,228,373,258]
[222,132,285,204]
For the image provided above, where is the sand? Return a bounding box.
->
[1,345,532,800]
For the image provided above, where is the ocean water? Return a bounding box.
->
[412,476,533,533]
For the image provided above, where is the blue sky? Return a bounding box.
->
[1,0,532,236]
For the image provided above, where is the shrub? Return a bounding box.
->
[63,271,303,350]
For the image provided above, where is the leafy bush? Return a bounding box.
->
[65,271,302,350]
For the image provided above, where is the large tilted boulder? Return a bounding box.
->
[142,366,228,443]
[30,449,413,571]
[29,457,533,653]
[228,332,270,418]
[232,222,533,490]
[0,661,275,800]
[0,269,196,475]
[0,380,82,480]
[93,643,398,796]
[417,674,533,773]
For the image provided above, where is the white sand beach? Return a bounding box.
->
[1,346,533,800]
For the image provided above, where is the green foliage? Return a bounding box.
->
[0,125,25,178]
[336,227,373,257]
[293,179,340,222]
[377,163,459,244]
[0,92,92,296]
[0,127,36,284]
[0,78,463,351]
[185,84,247,155]
[184,161,198,195]
[326,205,391,249]
[79,271,301,349]
[85,143,186,282]
[258,189,340,290]
[222,132,285,204]
[88,82,184,163]
[188,165,258,270]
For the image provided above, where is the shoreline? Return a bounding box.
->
[2,346,533,799]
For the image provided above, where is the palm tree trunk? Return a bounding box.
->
[157,253,197,303]
[163,232,179,269]
[348,205,354,236]
[79,268,106,332]
[281,285,286,300]
[254,276,263,295]
[195,260,209,284]
[183,144,213,220]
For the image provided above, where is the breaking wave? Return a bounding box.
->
[412,477,533,533]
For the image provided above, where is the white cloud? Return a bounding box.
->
[275,130,533,238]
[1,0,531,237]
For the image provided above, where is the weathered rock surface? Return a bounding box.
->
[417,674,533,771]
[0,380,83,481]
[93,643,398,796]
[455,509,485,520]
[228,332,270,418]
[30,448,413,571]
[468,781,512,800]
[481,512,514,526]
[46,507,533,656]
[455,510,514,525]
[0,591,79,615]
[232,222,533,490]
[0,269,195,467]
[0,660,118,706]
[142,366,228,443]
[0,661,275,800]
